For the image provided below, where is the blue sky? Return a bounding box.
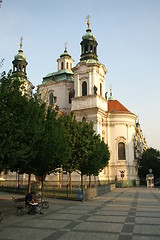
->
[0,0,160,150]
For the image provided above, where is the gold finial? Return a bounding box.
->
[110,85,112,96]
[64,42,68,52]
[20,37,23,50]
[86,15,90,28]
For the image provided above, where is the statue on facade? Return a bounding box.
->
[93,85,97,94]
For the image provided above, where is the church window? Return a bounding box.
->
[69,91,72,103]
[82,81,87,96]
[90,45,93,52]
[19,64,21,71]
[61,62,64,70]
[100,83,102,96]
[70,63,72,69]
[94,46,96,54]
[85,45,88,53]
[118,142,126,160]
[66,62,69,69]
[82,116,86,123]
[49,93,54,106]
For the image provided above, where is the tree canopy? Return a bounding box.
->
[0,71,110,191]
[0,72,69,192]
[33,108,68,179]
[138,147,160,179]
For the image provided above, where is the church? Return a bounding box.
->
[37,19,147,183]
[1,19,147,184]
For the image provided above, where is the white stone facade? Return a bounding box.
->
[36,24,147,183]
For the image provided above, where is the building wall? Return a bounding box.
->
[106,112,138,180]
[38,80,74,113]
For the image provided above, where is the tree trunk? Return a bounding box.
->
[69,171,72,192]
[28,173,31,193]
[89,174,91,188]
[41,175,44,201]
[81,173,84,201]
[61,170,63,187]
[17,173,20,190]
[94,175,97,187]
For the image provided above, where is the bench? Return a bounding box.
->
[12,197,28,215]
[35,194,49,209]
[12,195,49,215]
[0,212,3,222]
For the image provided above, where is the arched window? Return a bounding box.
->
[118,142,126,160]
[70,63,72,69]
[85,45,88,53]
[100,83,102,96]
[82,81,87,96]
[49,93,54,106]
[82,116,86,123]
[61,62,64,70]
[66,62,69,69]
[90,45,93,52]
[69,91,72,104]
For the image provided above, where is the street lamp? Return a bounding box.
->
[119,170,125,187]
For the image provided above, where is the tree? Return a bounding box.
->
[59,112,80,191]
[33,108,69,195]
[0,72,46,191]
[138,148,160,180]
[87,136,110,187]
[75,121,97,193]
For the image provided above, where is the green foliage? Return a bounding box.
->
[60,112,110,176]
[87,137,110,176]
[59,112,79,174]
[0,72,46,175]
[33,108,68,178]
[138,147,160,179]
[76,121,97,175]
[0,71,110,186]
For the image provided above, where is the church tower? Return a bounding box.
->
[38,46,74,113]
[71,18,107,140]
[12,38,34,93]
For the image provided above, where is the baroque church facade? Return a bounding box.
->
[0,21,147,183]
[37,20,147,182]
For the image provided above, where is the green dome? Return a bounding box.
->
[14,49,26,61]
[60,48,71,58]
[82,29,96,41]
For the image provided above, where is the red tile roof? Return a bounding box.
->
[108,100,132,114]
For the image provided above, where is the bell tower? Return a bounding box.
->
[12,37,28,80]
[12,38,34,94]
[80,15,98,62]
[71,18,108,140]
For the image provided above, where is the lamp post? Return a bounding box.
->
[119,170,125,187]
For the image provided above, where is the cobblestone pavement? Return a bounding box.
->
[0,187,160,240]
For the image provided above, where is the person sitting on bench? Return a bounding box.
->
[25,191,42,214]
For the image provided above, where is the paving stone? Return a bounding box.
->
[125,217,135,223]
[121,224,134,233]
[87,215,126,223]
[134,224,160,235]
[74,221,123,233]
[118,234,132,240]
[42,231,66,240]
[63,221,81,229]
[60,231,119,240]
[0,227,55,240]
[43,213,82,221]
[1,188,160,240]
